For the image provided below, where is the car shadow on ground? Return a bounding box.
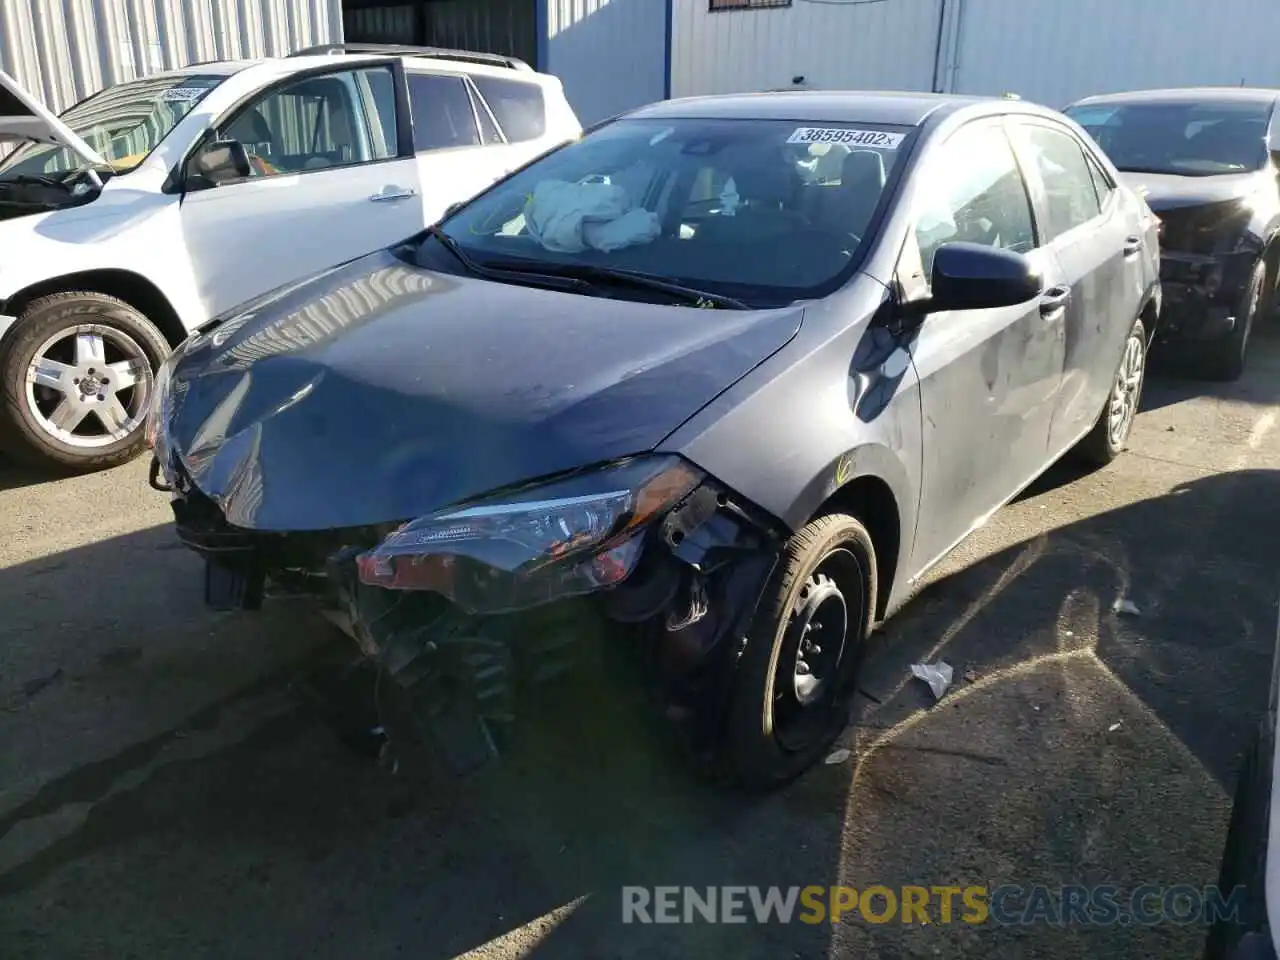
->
[1,461,1277,958]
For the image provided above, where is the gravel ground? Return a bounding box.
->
[0,332,1277,960]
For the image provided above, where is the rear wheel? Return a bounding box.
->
[715,513,876,789]
[0,291,169,472]
[1075,317,1146,467]
[1200,259,1264,382]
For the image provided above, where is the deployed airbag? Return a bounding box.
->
[524,180,660,253]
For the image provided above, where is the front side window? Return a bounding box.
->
[1018,123,1102,241]
[407,73,481,151]
[913,121,1037,277]
[1064,100,1271,176]
[425,116,913,305]
[216,66,396,179]
[0,72,227,178]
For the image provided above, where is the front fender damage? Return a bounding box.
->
[323,477,783,775]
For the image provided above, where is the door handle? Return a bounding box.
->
[1123,234,1143,257]
[1039,284,1071,319]
[370,187,417,202]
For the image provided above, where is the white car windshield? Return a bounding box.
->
[428,116,913,304]
[0,72,226,178]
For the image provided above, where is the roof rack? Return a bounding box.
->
[289,42,532,71]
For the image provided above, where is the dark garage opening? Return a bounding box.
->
[342,0,539,68]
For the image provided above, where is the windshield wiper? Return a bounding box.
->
[486,261,750,310]
[424,226,588,292]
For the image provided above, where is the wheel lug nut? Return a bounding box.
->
[97,394,105,401]
[796,662,811,676]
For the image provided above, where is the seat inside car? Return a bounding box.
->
[827,149,887,238]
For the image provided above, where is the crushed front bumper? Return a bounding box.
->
[1157,251,1254,345]
[160,455,783,775]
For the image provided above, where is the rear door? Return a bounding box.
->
[402,68,514,224]
[1010,119,1138,455]
[904,117,1068,572]
[179,59,422,319]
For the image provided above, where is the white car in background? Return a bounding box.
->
[0,43,580,471]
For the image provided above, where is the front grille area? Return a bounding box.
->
[1155,199,1248,255]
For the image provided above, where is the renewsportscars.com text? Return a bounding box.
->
[621,884,1246,927]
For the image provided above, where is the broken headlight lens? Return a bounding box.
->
[355,455,704,614]
[144,352,175,452]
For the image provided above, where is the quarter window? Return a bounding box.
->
[1020,124,1103,240]
[471,76,546,143]
[913,122,1037,277]
[216,66,396,178]
[1085,150,1115,207]
[406,73,481,151]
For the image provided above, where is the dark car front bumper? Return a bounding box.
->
[1158,251,1256,345]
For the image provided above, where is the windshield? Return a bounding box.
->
[0,72,226,178]
[424,116,913,305]
[1064,100,1271,176]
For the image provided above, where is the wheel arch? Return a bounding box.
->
[1,269,188,349]
[786,450,908,624]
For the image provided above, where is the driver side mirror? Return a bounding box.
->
[189,139,251,187]
[904,242,1043,316]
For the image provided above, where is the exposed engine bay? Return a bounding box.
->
[0,169,101,222]
[161,457,783,776]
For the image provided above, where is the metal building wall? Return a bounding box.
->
[944,0,1280,108]
[670,0,944,98]
[0,0,342,114]
[545,0,668,125]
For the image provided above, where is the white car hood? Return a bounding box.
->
[0,69,104,166]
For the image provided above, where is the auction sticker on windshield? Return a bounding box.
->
[787,127,905,148]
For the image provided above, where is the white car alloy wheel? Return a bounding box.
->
[1107,330,1145,449]
[24,322,155,449]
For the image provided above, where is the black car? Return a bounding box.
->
[1066,88,1280,380]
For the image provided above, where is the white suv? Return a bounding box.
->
[0,44,580,471]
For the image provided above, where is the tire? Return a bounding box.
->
[714,513,877,790]
[1200,259,1264,382]
[0,291,170,472]
[1075,317,1147,467]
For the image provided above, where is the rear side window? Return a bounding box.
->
[471,76,546,142]
[1018,124,1102,240]
[406,73,480,151]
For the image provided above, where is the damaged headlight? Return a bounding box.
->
[356,456,704,614]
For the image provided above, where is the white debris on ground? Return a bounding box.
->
[910,661,954,700]
[1112,598,1142,616]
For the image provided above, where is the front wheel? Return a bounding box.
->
[714,513,877,790]
[1074,317,1147,467]
[0,291,170,472]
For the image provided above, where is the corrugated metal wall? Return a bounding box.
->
[670,0,944,98]
[946,0,1280,108]
[546,0,667,125]
[0,0,342,114]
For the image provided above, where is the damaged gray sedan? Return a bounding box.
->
[148,91,1160,788]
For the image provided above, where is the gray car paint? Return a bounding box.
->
[159,91,1160,623]
[661,96,1159,621]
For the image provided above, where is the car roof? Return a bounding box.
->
[626,90,1053,127]
[151,52,547,83]
[1070,87,1280,107]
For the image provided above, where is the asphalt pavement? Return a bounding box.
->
[1,332,1278,959]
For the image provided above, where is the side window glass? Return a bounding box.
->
[1020,124,1103,240]
[471,76,546,143]
[468,86,505,145]
[1085,151,1114,208]
[218,67,391,178]
[406,74,481,151]
[914,123,1037,278]
[358,67,400,160]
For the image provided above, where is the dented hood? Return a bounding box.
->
[163,250,804,531]
[0,69,105,166]
[1116,170,1265,212]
